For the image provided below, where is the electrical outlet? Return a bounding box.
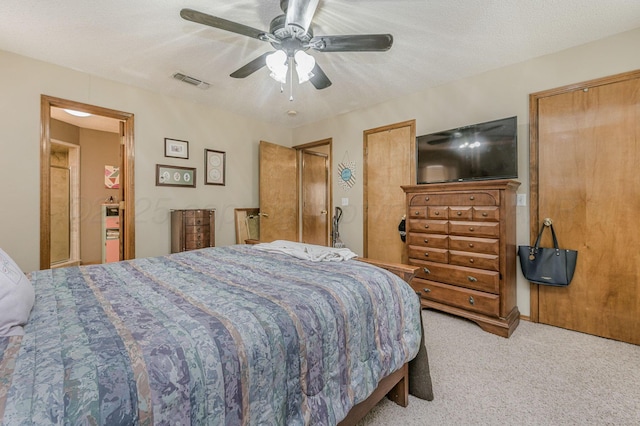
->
[341,198,349,206]
[517,194,527,206]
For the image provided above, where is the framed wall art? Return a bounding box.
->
[205,149,226,186]
[164,138,189,159]
[156,164,196,187]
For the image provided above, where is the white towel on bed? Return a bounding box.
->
[253,240,358,262]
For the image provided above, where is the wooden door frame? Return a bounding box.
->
[40,95,135,269]
[363,120,416,258]
[528,69,640,322]
[294,138,332,245]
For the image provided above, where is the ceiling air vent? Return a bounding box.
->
[172,72,210,89]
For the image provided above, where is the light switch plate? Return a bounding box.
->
[517,194,527,206]
[341,198,349,206]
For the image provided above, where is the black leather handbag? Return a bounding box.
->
[518,222,578,286]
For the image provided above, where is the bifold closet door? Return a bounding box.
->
[535,74,640,344]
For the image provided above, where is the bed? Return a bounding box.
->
[0,243,432,425]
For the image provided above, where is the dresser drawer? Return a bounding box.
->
[407,233,448,249]
[184,233,210,244]
[427,206,448,219]
[449,236,499,255]
[449,250,499,271]
[448,206,473,220]
[408,207,427,218]
[473,206,500,221]
[105,216,119,228]
[411,278,499,317]
[407,219,448,234]
[185,225,209,235]
[449,221,499,238]
[185,240,208,250]
[186,216,209,226]
[410,259,499,293]
[408,246,448,263]
[409,191,499,206]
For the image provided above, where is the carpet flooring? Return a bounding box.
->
[359,310,640,425]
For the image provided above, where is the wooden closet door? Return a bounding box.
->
[364,120,415,263]
[535,75,640,344]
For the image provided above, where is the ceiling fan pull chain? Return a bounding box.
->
[289,57,294,101]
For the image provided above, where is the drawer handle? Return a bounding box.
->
[482,212,488,217]
[423,288,431,293]
[425,196,430,201]
[435,211,439,215]
[424,224,429,229]
[470,196,475,200]
[467,276,477,282]
[469,227,474,231]
[457,211,462,216]
[424,253,429,257]
[423,267,431,274]
[423,239,429,244]
[415,291,422,296]
[415,211,421,215]
[469,243,474,248]
[196,220,202,225]
[469,296,475,305]
[469,258,474,263]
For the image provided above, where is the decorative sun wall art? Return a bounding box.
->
[337,160,356,190]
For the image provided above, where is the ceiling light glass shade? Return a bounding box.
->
[63,109,91,117]
[266,50,288,84]
[294,50,315,84]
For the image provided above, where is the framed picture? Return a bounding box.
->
[156,164,196,187]
[164,138,189,159]
[205,149,226,186]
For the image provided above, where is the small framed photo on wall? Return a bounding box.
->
[164,138,189,159]
[205,149,225,186]
[156,164,196,187]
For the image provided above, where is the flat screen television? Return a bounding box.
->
[416,116,518,184]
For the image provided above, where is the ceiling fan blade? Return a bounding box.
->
[285,0,320,34]
[180,8,267,40]
[310,34,393,52]
[309,63,332,90]
[230,52,273,78]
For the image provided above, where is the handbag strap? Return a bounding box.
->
[533,223,560,250]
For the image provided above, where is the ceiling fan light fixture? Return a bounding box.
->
[266,50,288,84]
[294,50,315,84]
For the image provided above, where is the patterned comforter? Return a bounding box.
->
[0,245,421,425]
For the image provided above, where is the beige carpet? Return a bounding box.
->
[359,310,640,425]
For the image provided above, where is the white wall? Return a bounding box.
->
[0,50,291,272]
[291,27,640,316]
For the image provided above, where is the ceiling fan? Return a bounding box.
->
[180,0,393,90]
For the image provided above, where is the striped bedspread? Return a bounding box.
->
[0,245,421,425]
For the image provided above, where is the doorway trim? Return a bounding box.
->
[294,138,333,246]
[40,95,135,270]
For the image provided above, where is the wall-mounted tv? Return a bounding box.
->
[416,116,518,184]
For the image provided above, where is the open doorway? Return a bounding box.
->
[296,138,332,246]
[40,95,135,270]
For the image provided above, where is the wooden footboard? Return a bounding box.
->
[356,258,419,284]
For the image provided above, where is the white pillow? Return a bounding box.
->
[0,248,35,336]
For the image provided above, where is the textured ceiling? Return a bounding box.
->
[2,0,640,128]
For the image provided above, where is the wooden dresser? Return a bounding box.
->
[170,209,215,253]
[402,180,520,337]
